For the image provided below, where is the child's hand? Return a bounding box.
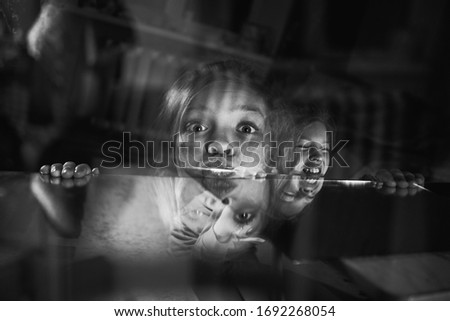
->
[39,162,99,187]
[370,169,425,196]
[179,190,225,234]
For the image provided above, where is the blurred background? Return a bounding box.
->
[0,0,449,180]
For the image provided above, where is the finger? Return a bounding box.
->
[74,175,91,187]
[61,161,76,179]
[39,174,50,183]
[61,179,75,188]
[375,169,396,187]
[74,164,92,178]
[361,174,384,189]
[380,186,396,195]
[390,169,408,189]
[50,163,63,178]
[63,161,76,168]
[404,172,416,187]
[408,187,418,196]
[50,177,61,185]
[415,173,425,186]
[360,174,377,181]
[255,171,267,179]
[91,167,100,175]
[40,164,50,175]
[395,188,408,197]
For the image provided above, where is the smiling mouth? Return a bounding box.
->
[282,187,317,201]
[280,191,297,202]
[281,166,324,202]
[302,166,321,177]
[300,168,323,196]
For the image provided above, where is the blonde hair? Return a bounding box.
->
[157,60,270,138]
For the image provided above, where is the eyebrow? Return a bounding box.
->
[296,139,329,147]
[186,104,265,117]
[233,104,265,117]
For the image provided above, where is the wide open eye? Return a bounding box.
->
[237,123,258,134]
[234,212,255,224]
[185,122,208,132]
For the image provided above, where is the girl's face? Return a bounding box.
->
[212,180,268,242]
[277,121,330,217]
[177,80,268,198]
[194,180,268,260]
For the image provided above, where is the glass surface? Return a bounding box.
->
[1,172,450,300]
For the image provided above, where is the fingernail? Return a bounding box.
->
[61,167,74,178]
[63,161,76,168]
[40,165,50,175]
[50,163,62,177]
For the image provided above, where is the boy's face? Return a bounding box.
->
[277,121,330,217]
[177,80,268,198]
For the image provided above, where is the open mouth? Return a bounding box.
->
[200,169,238,198]
[302,166,321,178]
[286,165,321,187]
[299,185,319,198]
[201,168,235,178]
[280,191,297,202]
[202,178,237,199]
[300,168,323,196]
[281,166,325,202]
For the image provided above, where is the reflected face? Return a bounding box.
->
[194,180,269,260]
[177,81,268,198]
[213,180,268,241]
[277,121,330,217]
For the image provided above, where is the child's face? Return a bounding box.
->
[194,180,268,260]
[277,121,330,217]
[177,80,268,197]
[212,180,268,241]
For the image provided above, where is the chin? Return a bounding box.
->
[278,197,314,219]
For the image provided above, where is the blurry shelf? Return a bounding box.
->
[65,7,272,67]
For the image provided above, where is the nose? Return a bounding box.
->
[205,140,236,157]
[305,145,323,167]
[212,206,236,243]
